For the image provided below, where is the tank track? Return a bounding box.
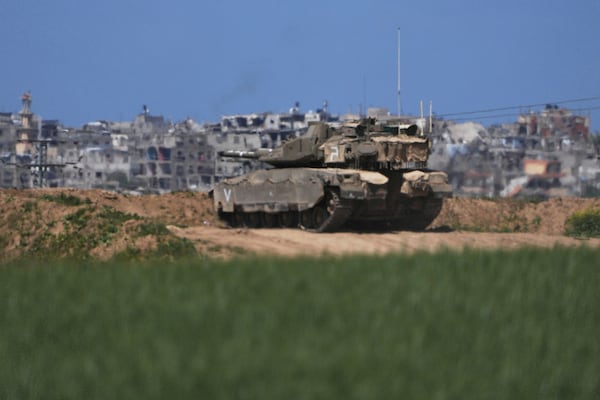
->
[319,199,353,232]
[299,189,353,233]
[220,189,353,232]
[392,197,444,231]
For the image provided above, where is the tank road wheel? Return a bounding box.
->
[299,189,352,233]
[278,212,298,228]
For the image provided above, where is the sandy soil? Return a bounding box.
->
[169,226,600,258]
[1,188,598,261]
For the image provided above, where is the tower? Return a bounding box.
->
[16,92,36,155]
[13,92,67,187]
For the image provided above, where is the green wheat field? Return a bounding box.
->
[1,247,599,399]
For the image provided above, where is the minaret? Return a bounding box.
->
[20,92,32,127]
[16,92,36,155]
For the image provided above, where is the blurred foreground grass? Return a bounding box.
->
[1,247,599,399]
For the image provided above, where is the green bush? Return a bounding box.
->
[40,192,91,206]
[63,207,93,230]
[97,205,141,223]
[565,207,600,238]
[137,222,170,237]
[155,237,196,258]
[22,201,37,212]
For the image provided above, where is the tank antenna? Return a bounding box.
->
[420,100,424,136]
[429,101,433,133]
[397,28,402,116]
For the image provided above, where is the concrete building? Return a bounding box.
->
[0,94,597,198]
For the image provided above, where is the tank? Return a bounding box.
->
[211,118,452,232]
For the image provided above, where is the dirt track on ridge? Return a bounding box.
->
[169,226,600,258]
[168,195,600,258]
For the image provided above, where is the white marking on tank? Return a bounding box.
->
[329,145,339,162]
[223,188,232,202]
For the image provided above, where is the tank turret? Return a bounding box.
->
[227,122,332,167]
[212,118,452,232]
[220,120,429,170]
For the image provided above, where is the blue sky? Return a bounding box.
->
[1,0,599,130]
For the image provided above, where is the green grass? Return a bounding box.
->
[1,247,599,399]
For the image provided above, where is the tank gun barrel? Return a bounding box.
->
[218,149,272,159]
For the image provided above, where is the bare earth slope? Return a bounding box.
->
[1,188,598,262]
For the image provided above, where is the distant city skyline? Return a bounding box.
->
[1,0,599,130]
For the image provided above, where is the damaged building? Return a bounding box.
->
[0,94,598,197]
[0,95,340,193]
[428,104,599,198]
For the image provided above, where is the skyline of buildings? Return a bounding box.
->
[1,92,598,198]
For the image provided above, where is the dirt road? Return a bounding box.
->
[169,226,600,258]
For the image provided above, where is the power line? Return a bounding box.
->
[449,105,600,122]
[452,113,524,122]
[437,96,600,118]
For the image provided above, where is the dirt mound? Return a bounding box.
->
[0,189,218,263]
[0,189,598,262]
[432,197,600,235]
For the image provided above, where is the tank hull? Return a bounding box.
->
[212,167,451,232]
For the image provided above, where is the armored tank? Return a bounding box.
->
[211,118,452,232]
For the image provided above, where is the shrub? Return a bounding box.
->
[155,237,196,258]
[40,193,91,206]
[63,207,93,229]
[97,206,141,224]
[22,201,37,212]
[137,222,170,237]
[564,207,600,238]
